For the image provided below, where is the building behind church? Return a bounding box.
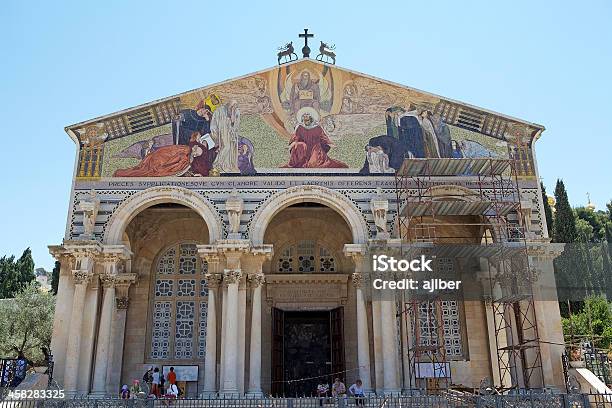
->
[49,57,565,397]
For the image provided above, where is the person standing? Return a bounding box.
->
[151,367,161,397]
[167,367,177,385]
[349,379,365,406]
[142,366,153,395]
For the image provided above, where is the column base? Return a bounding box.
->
[246,390,264,397]
[382,388,402,395]
[220,390,242,398]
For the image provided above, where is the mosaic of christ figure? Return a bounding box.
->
[284,107,348,169]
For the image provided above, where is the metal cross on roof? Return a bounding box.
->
[299,28,314,58]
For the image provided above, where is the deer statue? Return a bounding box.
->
[277,42,298,65]
[316,41,336,64]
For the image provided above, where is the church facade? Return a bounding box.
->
[49,59,566,397]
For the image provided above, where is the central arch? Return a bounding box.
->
[249,185,369,245]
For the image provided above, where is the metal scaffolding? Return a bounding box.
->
[394,157,544,392]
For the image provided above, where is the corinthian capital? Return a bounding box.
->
[100,274,116,288]
[204,273,223,289]
[223,270,242,285]
[351,272,364,288]
[73,270,93,285]
[248,273,265,288]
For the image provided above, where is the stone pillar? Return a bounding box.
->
[48,248,75,387]
[63,265,94,394]
[247,273,265,396]
[92,271,116,395]
[216,240,249,396]
[221,270,242,395]
[344,244,373,393]
[381,296,400,394]
[352,272,373,393]
[237,276,247,394]
[203,264,222,395]
[106,272,136,394]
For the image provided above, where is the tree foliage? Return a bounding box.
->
[553,179,576,243]
[562,296,612,349]
[0,248,36,299]
[51,261,60,296]
[0,282,55,364]
[541,182,554,238]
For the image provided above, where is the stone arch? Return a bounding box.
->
[104,186,223,245]
[425,184,480,201]
[249,185,369,245]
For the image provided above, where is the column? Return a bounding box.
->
[237,276,247,394]
[352,271,373,393]
[381,297,400,394]
[247,273,265,396]
[106,273,136,394]
[203,269,222,395]
[92,270,116,394]
[63,267,94,393]
[221,269,242,395]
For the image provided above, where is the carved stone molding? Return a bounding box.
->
[72,270,93,285]
[204,273,223,289]
[223,270,242,285]
[248,273,266,288]
[225,190,244,239]
[351,272,364,288]
[100,274,116,288]
[116,296,130,310]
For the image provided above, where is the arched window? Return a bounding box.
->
[276,240,337,273]
[150,243,208,360]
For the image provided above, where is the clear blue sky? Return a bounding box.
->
[1,1,610,270]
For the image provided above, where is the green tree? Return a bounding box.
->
[51,261,60,296]
[553,179,576,243]
[16,248,35,287]
[541,182,554,238]
[562,296,612,349]
[0,248,36,299]
[0,282,55,364]
[0,255,17,298]
[575,207,609,242]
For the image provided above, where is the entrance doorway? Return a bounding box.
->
[271,308,345,396]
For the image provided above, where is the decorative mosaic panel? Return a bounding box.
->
[69,60,539,181]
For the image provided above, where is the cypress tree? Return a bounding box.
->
[15,248,36,289]
[51,261,60,295]
[553,179,577,243]
[541,182,554,238]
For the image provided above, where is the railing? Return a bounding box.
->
[1,393,612,408]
